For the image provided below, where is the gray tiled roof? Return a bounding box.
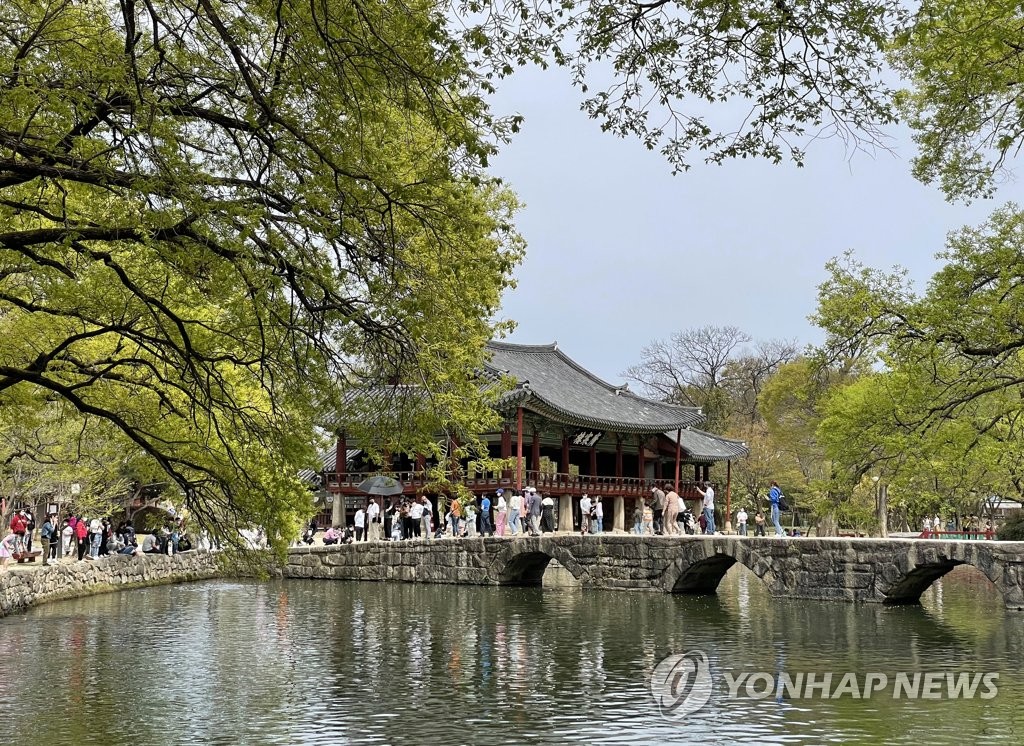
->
[664,427,749,463]
[298,447,362,483]
[485,341,703,434]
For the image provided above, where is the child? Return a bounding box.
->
[0,532,18,572]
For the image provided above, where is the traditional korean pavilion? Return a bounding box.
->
[316,341,749,531]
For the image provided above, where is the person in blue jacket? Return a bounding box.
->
[769,481,784,536]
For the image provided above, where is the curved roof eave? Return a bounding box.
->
[485,341,704,432]
[518,390,704,434]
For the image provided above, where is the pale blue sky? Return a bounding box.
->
[489,65,1023,384]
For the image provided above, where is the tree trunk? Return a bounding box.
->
[816,512,838,537]
[876,483,888,538]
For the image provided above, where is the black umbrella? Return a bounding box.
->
[356,475,405,496]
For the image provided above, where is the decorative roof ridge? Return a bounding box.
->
[525,388,704,433]
[617,387,701,415]
[684,425,748,446]
[486,340,559,354]
[486,340,653,400]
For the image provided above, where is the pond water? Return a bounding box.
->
[1,565,1020,744]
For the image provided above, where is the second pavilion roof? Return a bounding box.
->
[484,341,703,435]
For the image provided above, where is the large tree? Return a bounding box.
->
[0,0,523,545]
[891,0,1024,201]
[460,1,1024,204]
[815,207,1024,524]
[460,0,904,171]
[623,325,796,433]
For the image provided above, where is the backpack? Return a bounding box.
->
[779,493,790,511]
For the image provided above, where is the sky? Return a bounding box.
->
[487,64,1024,385]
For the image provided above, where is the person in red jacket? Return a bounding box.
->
[74,517,89,561]
[9,510,28,555]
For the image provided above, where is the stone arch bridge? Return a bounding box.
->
[285,535,1024,609]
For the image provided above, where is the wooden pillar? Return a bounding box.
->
[332,432,349,531]
[501,424,512,480]
[674,428,682,494]
[559,494,573,533]
[589,446,597,478]
[655,459,662,480]
[335,431,347,481]
[536,427,544,474]
[637,436,646,482]
[445,437,458,495]
[725,459,733,534]
[615,437,623,481]
[694,464,700,482]
[331,490,344,528]
[516,407,524,490]
[613,495,625,532]
[561,433,570,478]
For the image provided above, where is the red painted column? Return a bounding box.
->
[638,435,646,484]
[501,424,512,481]
[501,426,512,459]
[726,459,732,531]
[674,428,682,493]
[561,434,570,479]
[516,408,524,490]
[335,431,347,483]
[532,430,542,476]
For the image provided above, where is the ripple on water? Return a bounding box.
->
[1,567,1020,745]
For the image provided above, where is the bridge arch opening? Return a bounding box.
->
[883,560,1004,606]
[913,564,1005,610]
[497,551,581,587]
[670,554,739,594]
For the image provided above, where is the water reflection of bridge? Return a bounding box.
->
[285,535,1024,610]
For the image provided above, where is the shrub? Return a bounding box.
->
[996,510,1024,541]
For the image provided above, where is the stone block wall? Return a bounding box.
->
[0,552,221,618]
[283,535,1024,610]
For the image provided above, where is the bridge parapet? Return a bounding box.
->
[283,536,1024,610]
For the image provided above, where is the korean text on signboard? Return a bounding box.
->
[572,430,604,447]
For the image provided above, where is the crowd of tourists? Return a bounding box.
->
[1,506,191,573]
[311,480,784,543]
[309,487,587,544]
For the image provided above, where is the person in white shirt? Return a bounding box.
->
[695,482,716,534]
[663,486,680,536]
[736,507,748,536]
[579,494,592,535]
[541,495,555,533]
[507,492,522,535]
[593,497,604,533]
[354,508,365,542]
[366,499,380,540]
[420,496,433,539]
[409,499,424,538]
[495,490,508,537]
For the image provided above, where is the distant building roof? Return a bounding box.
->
[664,427,750,463]
[991,498,1023,511]
[485,341,703,434]
[298,447,362,483]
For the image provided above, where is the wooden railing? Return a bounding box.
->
[327,470,713,499]
[919,529,995,540]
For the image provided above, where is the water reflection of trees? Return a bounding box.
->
[3,577,1022,745]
